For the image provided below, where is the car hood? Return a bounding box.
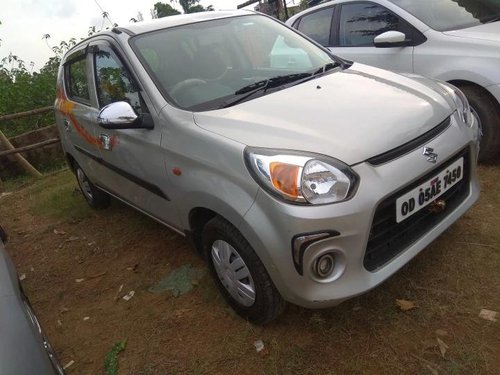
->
[444,21,500,42]
[194,63,453,165]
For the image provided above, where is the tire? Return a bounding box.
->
[0,225,7,243]
[202,216,286,324]
[458,85,500,162]
[75,165,110,209]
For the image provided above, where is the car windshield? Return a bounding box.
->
[389,0,500,31]
[130,15,337,111]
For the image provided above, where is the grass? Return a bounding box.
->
[104,340,127,375]
[30,171,95,221]
[1,173,34,191]
[0,165,498,375]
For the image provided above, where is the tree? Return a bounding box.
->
[42,34,51,50]
[0,37,76,139]
[169,0,213,14]
[188,4,206,12]
[152,2,181,18]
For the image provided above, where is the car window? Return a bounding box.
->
[388,0,500,31]
[233,21,312,70]
[66,57,90,102]
[131,15,334,111]
[339,2,400,47]
[268,35,313,70]
[94,49,141,113]
[297,7,334,46]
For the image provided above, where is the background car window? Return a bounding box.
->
[297,7,334,46]
[339,3,400,47]
[66,57,90,102]
[94,50,141,112]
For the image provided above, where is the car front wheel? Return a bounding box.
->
[202,216,286,324]
[459,85,500,162]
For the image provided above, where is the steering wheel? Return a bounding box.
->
[169,78,207,99]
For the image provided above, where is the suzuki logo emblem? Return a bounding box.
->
[423,147,438,163]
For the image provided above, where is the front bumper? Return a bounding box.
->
[239,115,480,308]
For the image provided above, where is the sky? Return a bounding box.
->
[0,0,258,72]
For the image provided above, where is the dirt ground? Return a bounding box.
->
[1,165,499,375]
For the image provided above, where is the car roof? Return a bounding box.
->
[122,9,254,35]
[63,10,256,60]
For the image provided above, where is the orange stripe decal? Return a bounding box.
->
[56,87,118,149]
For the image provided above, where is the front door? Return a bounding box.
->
[330,2,414,73]
[88,40,181,228]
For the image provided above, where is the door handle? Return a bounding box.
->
[63,119,71,132]
[99,134,112,151]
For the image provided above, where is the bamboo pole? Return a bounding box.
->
[0,129,42,178]
[0,106,54,178]
[0,106,53,122]
[0,138,60,157]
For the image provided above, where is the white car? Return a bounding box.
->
[287,0,500,161]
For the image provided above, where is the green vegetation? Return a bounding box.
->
[0,55,58,137]
[152,2,181,17]
[104,340,127,375]
[30,170,94,220]
[0,38,75,137]
[0,1,214,138]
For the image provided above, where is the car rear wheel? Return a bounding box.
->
[75,165,110,209]
[202,216,286,324]
[458,85,500,162]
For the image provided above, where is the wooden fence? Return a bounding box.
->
[0,106,60,191]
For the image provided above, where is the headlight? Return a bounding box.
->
[244,148,358,205]
[438,82,473,127]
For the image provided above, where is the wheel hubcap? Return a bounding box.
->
[211,240,256,307]
[76,169,93,201]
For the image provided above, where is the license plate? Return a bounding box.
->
[396,158,464,223]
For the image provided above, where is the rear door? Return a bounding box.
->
[56,46,102,181]
[295,5,336,47]
[88,40,181,228]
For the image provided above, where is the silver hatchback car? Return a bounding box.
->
[55,10,480,323]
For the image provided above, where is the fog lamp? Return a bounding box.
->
[314,253,336,278]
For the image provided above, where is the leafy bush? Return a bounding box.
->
[0,39,76,138]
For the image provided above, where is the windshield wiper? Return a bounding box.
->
[220,73,311,108]
[312,62,339,76]
[481,14,500,23]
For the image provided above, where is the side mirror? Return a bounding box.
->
[97,101,153,130]
[374,31,410,48]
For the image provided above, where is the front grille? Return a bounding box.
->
[367,117,451,166]
[364,147,470,272]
